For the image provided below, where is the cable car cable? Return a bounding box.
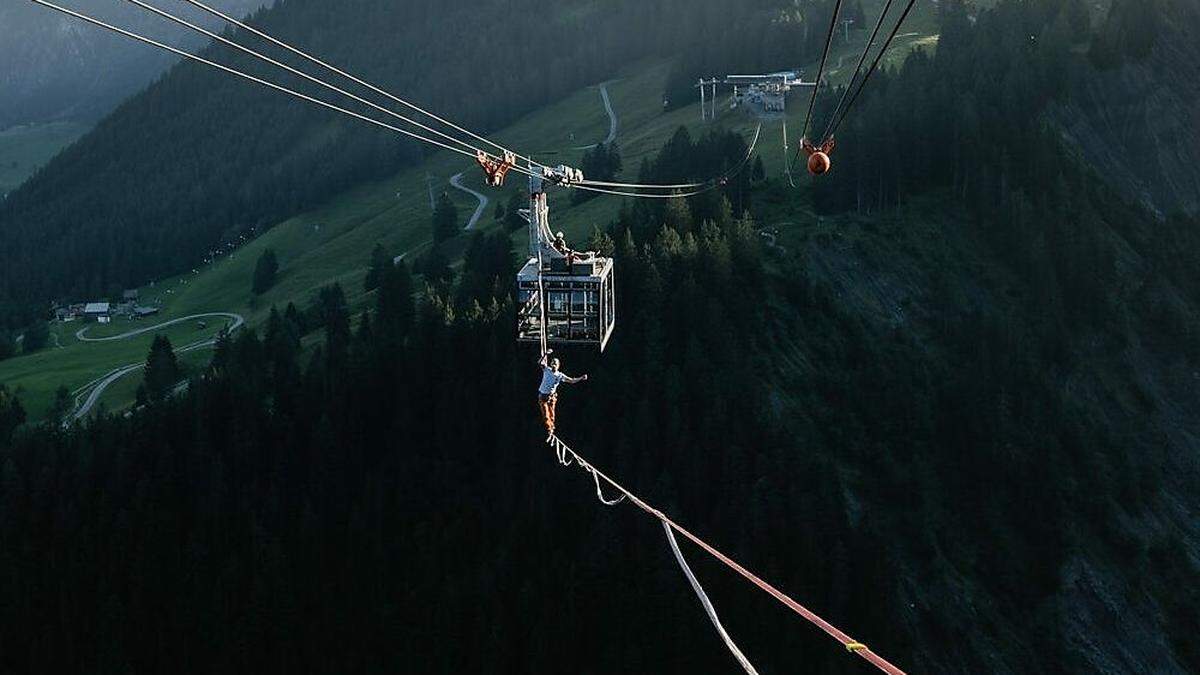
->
[820,0,899,143]
[824,0,918,140]
[177,0,544,171]
[122,0,750,198]
[798,0,846,146]
[576,123,762,196]
[571,184,719,199]
[121,0,500,165]
[34,0,756,199]
[28,0,498,164]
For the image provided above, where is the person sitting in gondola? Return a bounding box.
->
[553,231,570,255]
[537,350,587,436]
[553,231,580,265]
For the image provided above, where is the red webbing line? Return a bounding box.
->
[555,436,907,675]
[664,519,906,675]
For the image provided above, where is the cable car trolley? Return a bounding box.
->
[517,165,616,351]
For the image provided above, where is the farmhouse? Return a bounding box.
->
[83,302,111,322]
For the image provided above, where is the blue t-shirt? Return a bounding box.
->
[539,367,568,395]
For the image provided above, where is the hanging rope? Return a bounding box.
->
[548,436,623,506]
[782,118,797,188]
[552,436,573,467]
[663,521,760,675]
[547,434,907,675]
[535,248,548,358]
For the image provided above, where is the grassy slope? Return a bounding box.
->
[0,0,940,420]
[0,121,89,195]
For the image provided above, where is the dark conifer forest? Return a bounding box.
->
[2,0,1200,673]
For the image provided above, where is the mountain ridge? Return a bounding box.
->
[0,0,268,128]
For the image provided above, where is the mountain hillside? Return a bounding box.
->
[1,1,1199,674]
[0,0,267,128]
[1052,0,1200,217]
[0,0,836,322]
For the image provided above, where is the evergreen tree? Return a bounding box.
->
[505,191,527,231]
[0,330,14,362]
[432,192,460,243]
[22,320,49,353]
[143,334,180,403]
[253,248,280,295]
[420,247,454,290]
[589,226,616,257]
[284,302,307,333]
[363,244,390,293]
[663,197,695,235]
[47,386,72,426]
[0,384,26,443]
[377,258,415,341]
[316,284,351,366]
[574,143,624,204]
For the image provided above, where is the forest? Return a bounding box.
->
[0,0,838,330]
[2,0,1200,672]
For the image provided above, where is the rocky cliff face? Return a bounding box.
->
[1051,1,1200,218]
[0,0,267,129]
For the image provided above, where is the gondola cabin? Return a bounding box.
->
[517,254,615,351]
[515,166,616,352]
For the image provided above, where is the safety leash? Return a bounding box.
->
[548,434,906,675]
[663,520,760,674]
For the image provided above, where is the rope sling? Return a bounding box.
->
[546,434,907,675]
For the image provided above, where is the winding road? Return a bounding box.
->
[573,83,619,150]
[76,312,244,342]
[448,172,489,231]
[71,312,244,421]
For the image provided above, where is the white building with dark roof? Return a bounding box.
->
[83,302,111,321]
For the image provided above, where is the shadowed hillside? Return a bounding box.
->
[0,0,266,128]
[1,1,1199,673]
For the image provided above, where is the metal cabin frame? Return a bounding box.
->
[517,256,615,351]
[516,166,616,351]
